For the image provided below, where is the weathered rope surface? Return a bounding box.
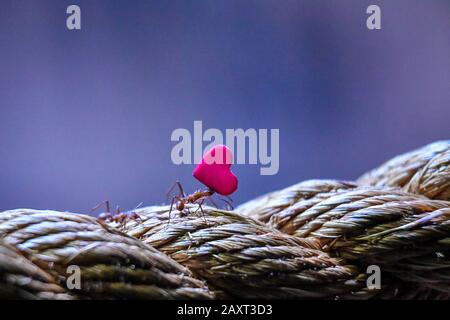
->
[0,140,449,299]
[358,140,450,200]
[238,182,450,293]
[0,209,213,299]
[237,179,358,223]
[0,240,73,300]
[110,206,382,299]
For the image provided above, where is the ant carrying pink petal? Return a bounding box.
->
[166,145,238,222]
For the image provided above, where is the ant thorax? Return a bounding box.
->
[92,200,142,228]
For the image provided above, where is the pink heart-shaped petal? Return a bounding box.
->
[193,145,238,196]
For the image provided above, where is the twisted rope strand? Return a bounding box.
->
[0,141,449,299]
[358,140,450,200]
[0,240,73,300]
[112,205,404,299]
[0,209,214,299]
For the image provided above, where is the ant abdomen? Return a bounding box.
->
[177,201,185,212]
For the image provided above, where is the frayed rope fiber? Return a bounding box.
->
[0,140,449,299]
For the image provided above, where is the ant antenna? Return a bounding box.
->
[91,200,110,214]
[133,202,144,210]
[166,180,187,203]
[214,195,234,210]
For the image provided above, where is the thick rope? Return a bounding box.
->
[0,240,73,300]
[0,141,449,299]
[0,209,213,299]
[237,179,358,222]
[358,140,450,200]
[110,205,431,299]
[237,182,450,293]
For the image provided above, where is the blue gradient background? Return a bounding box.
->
[0,0,449,213]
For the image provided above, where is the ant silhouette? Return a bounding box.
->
[166,181,234,222]
[92,200,142,228]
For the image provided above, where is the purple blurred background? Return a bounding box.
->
[0,0,449,213]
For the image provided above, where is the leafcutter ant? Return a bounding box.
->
[166,181,233,224]
[92,200,142,228]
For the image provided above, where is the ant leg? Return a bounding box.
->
[114,206,124,224]
[194,199,202,214]
[125,203,144,223]
[121,213,129,229]
[176,181,186,197]
[168,197,175,227]
[225,196,234,208]
[91,200,111,214]
[166,181,186,203]
[197,199,208,225]
[130,212,142,223]
[167,196,179,228]
[98,212,113,221]
[166,182,179,203]
[206,196,218,209]
[92,201,113,222]
[218,195,234,210]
